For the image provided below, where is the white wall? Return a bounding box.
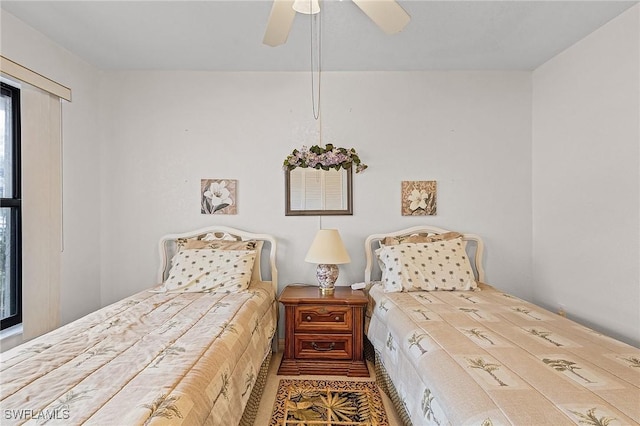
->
[532,5,640,346]
[99,71,533,306]
[0,12,102,329]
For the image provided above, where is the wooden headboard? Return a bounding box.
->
[364,225,485,283]
[156,225,278,295]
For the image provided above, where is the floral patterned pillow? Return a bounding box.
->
[161,249,256,293]
[176,238,256,251]
[376,238,477,292]
[381,232,462,246]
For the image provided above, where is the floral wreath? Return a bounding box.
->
[283,144,368,173]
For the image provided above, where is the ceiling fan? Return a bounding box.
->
[263,0,411,47]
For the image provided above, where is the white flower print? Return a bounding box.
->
[201,179,236,214]
[204,181,233,207]
[409,189,429,211]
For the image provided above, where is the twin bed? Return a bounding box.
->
[363,225,640,425]
[2,224,638,426]
[0,226,277,426]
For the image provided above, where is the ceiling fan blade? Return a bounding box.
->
[263,0,297,47]
[352,0,410,35]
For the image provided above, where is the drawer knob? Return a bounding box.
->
[306,315,312,321]
[335,316,340,321]
[311,342,336,352]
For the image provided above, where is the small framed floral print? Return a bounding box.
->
[201,179,237,214]
[402,180,436,216]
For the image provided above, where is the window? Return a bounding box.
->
[0,82,21,330]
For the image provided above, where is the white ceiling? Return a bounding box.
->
[1,0,637,71]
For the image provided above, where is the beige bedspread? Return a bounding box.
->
[366,282,640,425]
[0,281,276,425]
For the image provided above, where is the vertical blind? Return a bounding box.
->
[1,56,69,341]
[21,86,62,340]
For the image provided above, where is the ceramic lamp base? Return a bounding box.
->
[316,263,338,295]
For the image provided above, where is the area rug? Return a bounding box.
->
[269,379,389,426]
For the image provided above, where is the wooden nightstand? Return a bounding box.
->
[277,284,369,377]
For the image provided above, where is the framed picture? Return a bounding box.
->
[201,179,237,214]
[402,180,437,216]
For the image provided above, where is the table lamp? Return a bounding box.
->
[305,229,351,295]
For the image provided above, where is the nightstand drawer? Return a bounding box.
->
[294,334,353,360]
[295,305,352,332]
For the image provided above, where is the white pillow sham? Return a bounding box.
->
[376,238,477,292]
[160,249,256,293]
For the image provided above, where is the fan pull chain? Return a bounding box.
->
[310,5,321,121]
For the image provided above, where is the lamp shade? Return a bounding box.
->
[305,229,351,265]
[292,0,320,15]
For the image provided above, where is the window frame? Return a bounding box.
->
[1,81,22,330]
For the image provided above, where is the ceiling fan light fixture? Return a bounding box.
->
[292,0,320,15]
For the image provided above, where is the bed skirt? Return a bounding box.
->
[239,346,273,426]
[373,349,412,426]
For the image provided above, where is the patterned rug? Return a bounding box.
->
[270,379,389,426]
